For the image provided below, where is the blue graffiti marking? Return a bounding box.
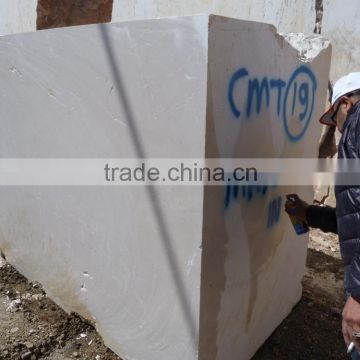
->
[299,82,309,121]
[228,68,249,118]
[228,65,317,142]
[267,196,282,228]
[283,66,317,142]
[224,184,268,209]
[246,78,270,118]
[224,184,281,229]
[291,81,298,116]
[270,79,286,116]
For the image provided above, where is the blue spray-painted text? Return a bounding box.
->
[228,65,317,142]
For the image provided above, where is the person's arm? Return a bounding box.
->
[285,194,338,234]
[306,204,338,234]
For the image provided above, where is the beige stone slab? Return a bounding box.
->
[0,15,331,360]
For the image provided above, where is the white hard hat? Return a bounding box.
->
[320,72,360,126]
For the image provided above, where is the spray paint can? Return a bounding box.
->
[286,195,309,235]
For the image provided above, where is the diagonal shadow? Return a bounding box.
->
[98,24,198,349]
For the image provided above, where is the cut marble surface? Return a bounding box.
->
[0,15,331,360]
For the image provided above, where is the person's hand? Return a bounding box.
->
[342,296,360,351]
[284,194,309,222]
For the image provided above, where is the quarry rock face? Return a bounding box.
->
[0,0,37,35]
[321,0,360,81]
[0,15,331,360]
[111,0,315,34]
[36,0,113,30]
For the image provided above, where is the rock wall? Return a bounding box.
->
[111,0,360,85]
[0,0,359,85]
[0,0,37,35]
[36,0,113,30]
[111,0,315,34]
[321,0,360,82]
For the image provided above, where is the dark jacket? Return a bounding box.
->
[306,100,360,300]
[306,205,337,233]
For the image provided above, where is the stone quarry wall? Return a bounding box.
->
[0,0,358,84]
[36,0,113,30]
[321,0,360,82]
[0,0,37,35]
[111,0,360,86]
[111,0,315,34]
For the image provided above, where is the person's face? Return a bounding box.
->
[332,96,358,133]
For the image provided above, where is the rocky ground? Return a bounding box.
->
[0,258,121,360]
[253,228,346,360]
[0,226,348,360]
[253,188,348,359]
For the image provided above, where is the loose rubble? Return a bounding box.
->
[0,262,122,360]
[0,227,348,359]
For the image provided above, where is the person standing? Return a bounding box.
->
[285,72,360,359]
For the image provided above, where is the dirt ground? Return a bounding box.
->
[0,227,348,360]
[0,258,121,360]
[253,228,347,360]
